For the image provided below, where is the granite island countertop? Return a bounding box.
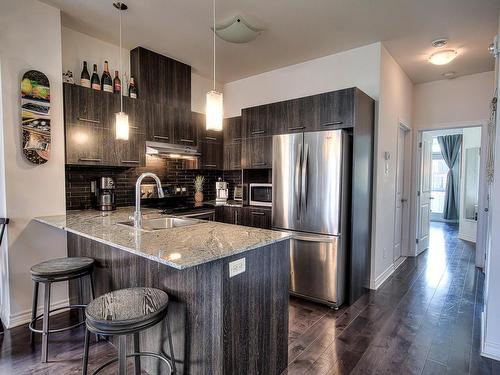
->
[35,207,290,270]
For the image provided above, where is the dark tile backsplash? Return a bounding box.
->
[66,155,242,210]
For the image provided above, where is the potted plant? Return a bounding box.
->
[194,175,205,203]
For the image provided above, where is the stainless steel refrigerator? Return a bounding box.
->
[272,130,351,308]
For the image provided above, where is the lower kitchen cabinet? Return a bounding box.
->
[241,136,273,169]
[215,206,272,229]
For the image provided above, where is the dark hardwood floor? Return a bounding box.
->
[1,222,498,374]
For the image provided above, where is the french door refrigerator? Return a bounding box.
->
[272,130,351,308]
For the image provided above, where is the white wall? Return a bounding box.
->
[458,127,482,242]
[0,0,67,327]
[223,43,381,117]
[61,27,220,114]
[369,45,414,288]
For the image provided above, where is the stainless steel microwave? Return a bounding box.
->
[249,183,272,207]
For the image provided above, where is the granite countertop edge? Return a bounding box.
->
[34,210,291,270]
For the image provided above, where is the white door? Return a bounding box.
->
[393,127,407,261]
[417,132,433,253]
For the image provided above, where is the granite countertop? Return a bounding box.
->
[34,207,290,270]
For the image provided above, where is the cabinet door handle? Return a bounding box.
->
[129,126,139,130]
[252,162,267,166]
[321,121,343,127]
[233,137,242,142]
[205,136,217,141]
[154,135,169,140]
[204,164,217,168]
[79,157,102,162]
[251,130,265,135]
[77,117,100,124]
[180,138,195,143]
[121,160,140,164]
[288,126,305,131]
[251,211,265,216]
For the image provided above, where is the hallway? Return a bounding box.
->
[287,222,499,374]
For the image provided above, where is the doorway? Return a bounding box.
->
[393,124,409,265]
[415,125,484,258]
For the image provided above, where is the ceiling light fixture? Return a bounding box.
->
[442,71,456,79]
[206,0,223,131]
[429,49,457,65]
[214,15,263,44]
[431,38,448,48]
[114,2,129,140]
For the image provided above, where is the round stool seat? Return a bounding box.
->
[30,257,94,278]
[86,287,169,334]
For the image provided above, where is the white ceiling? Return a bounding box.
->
[42,0,499,84]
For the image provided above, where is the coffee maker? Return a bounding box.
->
[91,177,116,211]
[215,178,228,204]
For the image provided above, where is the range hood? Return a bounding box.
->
[145,141,200,159]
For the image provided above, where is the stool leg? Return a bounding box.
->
[30,281,39,344]
[133,333,141,375]
[118,335,127,375]
[41,282,51,363]
[82,328,90,375]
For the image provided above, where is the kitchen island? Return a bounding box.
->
[35,208,291,375]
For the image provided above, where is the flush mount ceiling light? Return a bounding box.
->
[442,71,456,79]
[113,2,129,140]
[429,49,458,65]
[213,15,263,43]
[431,38,448,48]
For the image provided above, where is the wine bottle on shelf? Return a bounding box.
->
[91,64,100,90]
[80,61,90,88]
[113,71,121,94]
[101,61,113,93]
[129,76,137,99]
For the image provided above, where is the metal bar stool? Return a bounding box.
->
[82,287,175,375]
[29,257,96,363]
[0,218,9,334]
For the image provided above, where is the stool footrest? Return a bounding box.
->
[28,304,86,334]
[91,351,173,375]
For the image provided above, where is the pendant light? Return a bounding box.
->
[114,2,129,140]
[206,0,223,131]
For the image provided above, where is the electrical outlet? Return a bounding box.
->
[229,258,246,278]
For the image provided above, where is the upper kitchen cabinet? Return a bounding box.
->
[241,136,273,169]
[174,109,197,146]
[223,116,242,143]
[130,47,191,109]
[317,88,354,129]
[243,105,270,138]
[193,112,223,169]
[223,116,242,170]
[145,101,172,142]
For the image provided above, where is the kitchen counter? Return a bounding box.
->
[35,207,289,269]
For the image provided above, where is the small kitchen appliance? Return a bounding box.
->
[249,183,272,207]
[91,177,116,211]
[233,185,243,201]
[215,178,228,204]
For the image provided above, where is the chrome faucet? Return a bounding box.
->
[134,173,164,228]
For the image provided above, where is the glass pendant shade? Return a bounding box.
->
[206,90,223,131]
[115,111,129,140]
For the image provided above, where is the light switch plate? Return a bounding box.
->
[229,258,246,278]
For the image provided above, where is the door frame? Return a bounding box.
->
[409,120,488,265]
[394,123,411,259]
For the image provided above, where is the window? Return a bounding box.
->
[431,138,447,214]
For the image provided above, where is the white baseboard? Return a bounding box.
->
[481,310,500,361]
[458,232,476,243]
[7,298,70,329]
[369,257,407,290]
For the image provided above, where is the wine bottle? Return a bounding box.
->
[80,61,90,88]
[101,61,113,93]
[91,64,100,90]
[113,71,121,94]
[129,76,137,99]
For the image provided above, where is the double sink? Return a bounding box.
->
[118,216,200,232]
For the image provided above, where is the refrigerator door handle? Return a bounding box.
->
[301,143,309,212]
[295,142,302,220]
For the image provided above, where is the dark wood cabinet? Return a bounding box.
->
[215,206,243,225]
[243,105,270,138]
[194,112,223,169]
[130,46,191,109]
[243,207,272,229]
[317,88,354,129]
[223,116,242,170]
[241,136,273,169]
[224,116,242,143]
[174,109,197,146]
[146,102,171,142]
[224,143,242,170]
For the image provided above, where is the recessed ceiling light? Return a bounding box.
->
[429,49,458,65]
[431,38,448,48]
[442,71,456,79]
